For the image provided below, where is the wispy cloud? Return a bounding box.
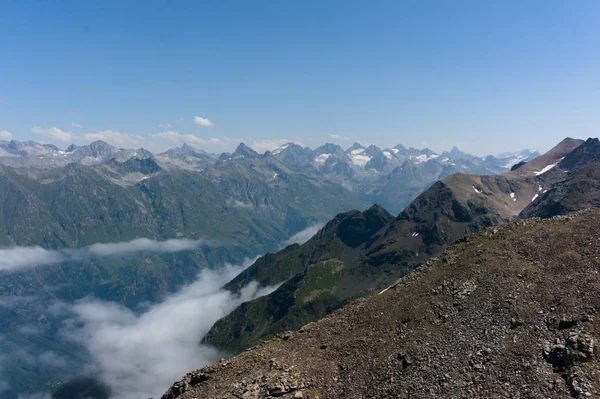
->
[87,238,208,257]
[84,130,145,148]
[63,259,277,399]
[31,126,76,142]
[250,139,294,153]
[283,223,324,247]
[329,134,349,141]
[0,238,211,273]
[225,198,254,209]
[193,116,213,127]
[0,130,12,140]
[72,123,83,129]
[158,123,171,129]
[152,131,245,153]
[153,130,211,146]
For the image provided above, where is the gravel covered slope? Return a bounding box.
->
[163,209,600,399]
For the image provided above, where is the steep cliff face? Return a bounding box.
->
[164,209,600,399]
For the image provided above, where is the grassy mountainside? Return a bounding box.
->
[166,209,600,399]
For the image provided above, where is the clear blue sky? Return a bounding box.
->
[1,0,599,155]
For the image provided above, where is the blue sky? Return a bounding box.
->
[1,0,599,155]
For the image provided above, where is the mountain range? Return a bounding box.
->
[0,139,539,215]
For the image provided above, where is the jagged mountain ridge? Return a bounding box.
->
[0,139,539,214]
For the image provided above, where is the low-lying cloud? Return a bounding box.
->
[284,223,324,247]
[63,259,277,399]
[0,228,311,397]
[225,198,254,209]
[87,238,207,257]
[0,237,210,273]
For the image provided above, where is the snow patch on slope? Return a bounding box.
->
[315,153,331,165]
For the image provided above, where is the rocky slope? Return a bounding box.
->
[164,209,600,399]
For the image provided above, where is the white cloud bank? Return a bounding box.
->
[0,238,210,273]
[84,130,145,148]
[0,130,13,140]
[283,223,324,247]
[64,259,277,399]
[0,226,319,397]
[193,116,213,127]
[31,126,76,142]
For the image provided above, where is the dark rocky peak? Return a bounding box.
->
[397,179,499,228]
[270,143,315,167]
[66,144,78,152]
[405,146,436,157]
[217,152,232,161]
[559,137,600,170]
[320,205,393,248]
[271,142,313,157]
[364,147,388,171]
[135,148,154,159]
[441,146,475,161]
[364,144,383,156]
[315,143,346,157]
[0,140,54,156]
[162,143,209,160]
[3,140,25,155]
[42,143,60,151]
[347,142,365,152]
[511,161,527,171]
[398,181,457,222]
[518,148,540,158]
[363,203,394,225]
[118,157,162,175]
[7,140,20,150]
[79,140,117,157]
[420,148,437,156]
[173,142,202,156]
[232,143,259,159]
